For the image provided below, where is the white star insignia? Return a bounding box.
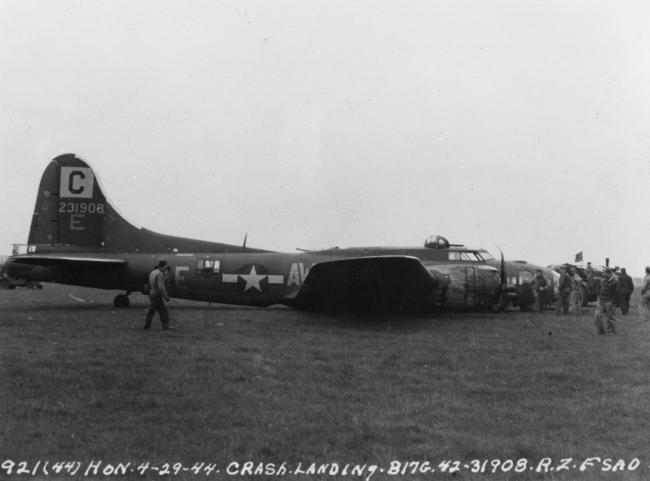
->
[240,265,267,292]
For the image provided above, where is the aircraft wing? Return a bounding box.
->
[7,255,127,268]
[292,255,438,310]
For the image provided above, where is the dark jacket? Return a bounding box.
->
[598,276,618,302]
[558,272,571,291]
[618,273,634,294]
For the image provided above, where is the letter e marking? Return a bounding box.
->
[175,266,189,287]
[70,214,86,230]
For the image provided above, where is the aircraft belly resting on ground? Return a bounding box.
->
[6,154,507,312]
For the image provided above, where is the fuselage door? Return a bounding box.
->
[185,257,222,294]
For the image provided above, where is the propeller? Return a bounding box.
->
[497,245,506,287]
[494,245,508,312]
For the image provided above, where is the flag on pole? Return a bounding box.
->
[575,251,583,263]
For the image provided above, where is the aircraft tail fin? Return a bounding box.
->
[28,154,270,254]
[29,154,110,248]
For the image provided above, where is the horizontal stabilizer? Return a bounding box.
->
[8,255,127,268]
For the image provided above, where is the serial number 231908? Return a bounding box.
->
[58,202,105,214]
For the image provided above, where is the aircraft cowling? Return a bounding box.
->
[427,264,501,310]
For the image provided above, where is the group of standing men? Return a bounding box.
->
[552,264,647,335]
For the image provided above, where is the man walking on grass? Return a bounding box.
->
[144,260,173,330]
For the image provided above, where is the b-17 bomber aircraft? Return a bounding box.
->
[6,154,512,313]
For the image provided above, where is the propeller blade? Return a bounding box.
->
[493,245,508,312]
[497,245,506,286]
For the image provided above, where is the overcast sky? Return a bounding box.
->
[1,1,649,276]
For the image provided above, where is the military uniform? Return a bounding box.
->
[555,270,570,315]
[594,272,618,334]
[144,262,171,329]
[532,272,547,312]
[570,271,583,316]
[641,271,650,321]
[617,269,634,315]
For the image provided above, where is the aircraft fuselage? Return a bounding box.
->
[7,154,548,313]
[8,244,499,310]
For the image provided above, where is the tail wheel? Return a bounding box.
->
[113,294,130,308]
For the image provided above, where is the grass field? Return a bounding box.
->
[1,284,649,480]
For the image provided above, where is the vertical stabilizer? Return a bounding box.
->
[27,153,271,254]
[29,154,108,247]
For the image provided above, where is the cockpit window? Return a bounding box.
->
[478,250,495,261]
[472,252,485,262]
[448,251,485,262]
